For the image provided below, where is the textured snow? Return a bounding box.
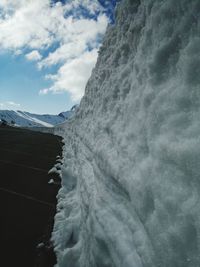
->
[53,0,200,266]
[48,179,55,184]
[49,163,62,176]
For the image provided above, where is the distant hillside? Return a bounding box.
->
[58,105,78,120]
[0,107,76,128]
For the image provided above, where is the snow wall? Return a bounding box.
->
[52,0,200,266]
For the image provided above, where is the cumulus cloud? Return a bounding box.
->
[40,49,98,100]
[26,50,42,61]
[38,14,108,68]
[0,0,52,49]
[0,0,109,101]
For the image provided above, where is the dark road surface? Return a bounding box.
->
[0,126,63,267]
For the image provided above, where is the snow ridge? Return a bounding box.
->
[53,0,200,266]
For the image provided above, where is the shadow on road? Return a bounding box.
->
[0,125,63,267]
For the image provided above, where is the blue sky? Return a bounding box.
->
[0,0,119,114]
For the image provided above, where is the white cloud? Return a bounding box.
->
[39,88,49,95]
[38,41,86,68]
[7,101,20,107]
[26,50,42,61]
[0,101,21,110]
[14,49,22,55]
[0,1,50,49]
[38,14,108,68]
[0,0,109,101]
[40,49,98,100]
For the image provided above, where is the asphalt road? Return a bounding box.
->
[0,125,63,267]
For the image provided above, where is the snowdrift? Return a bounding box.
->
[53,0,200,266]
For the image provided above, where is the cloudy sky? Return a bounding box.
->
[0,0,119,114]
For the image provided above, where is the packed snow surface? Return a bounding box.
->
[53,0,200,266]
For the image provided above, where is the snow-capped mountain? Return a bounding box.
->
[58,105,78,120]
[52,1,200,267]
[0,108,75,128]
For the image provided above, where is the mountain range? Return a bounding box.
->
[0,106,76,128]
